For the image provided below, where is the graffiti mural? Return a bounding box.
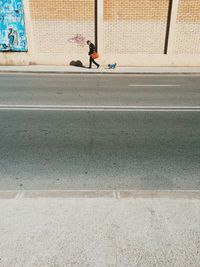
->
[0,0,27,51]
[68,34,86,47]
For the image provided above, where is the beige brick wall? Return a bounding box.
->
[103,0,169,54]
[29,0,95,54]
[177,0,200,22]
[1,0,200,66]
[174,0,200,54]
[104,0,169,21]
[30,0,94,21]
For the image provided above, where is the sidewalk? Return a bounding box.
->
[0,65,200,74]
[0,190,200,267]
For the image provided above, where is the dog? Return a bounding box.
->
[108,63,117,69]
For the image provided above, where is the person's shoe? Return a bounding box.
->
[97,65,100,69]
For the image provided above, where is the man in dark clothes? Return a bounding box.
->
[87,40,100,69]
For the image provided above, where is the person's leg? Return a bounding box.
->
[89,58,100,69]
[89,57,92,68]
[92,59,100,68]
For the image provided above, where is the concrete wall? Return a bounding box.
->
[0,0,200,66]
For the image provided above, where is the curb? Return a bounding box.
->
[1,71,200,75]
[1,70,200,75]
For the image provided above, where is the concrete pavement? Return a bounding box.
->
[0,65,200,74]
[0,191,200,267]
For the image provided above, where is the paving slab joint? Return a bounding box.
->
[0,190,200,199]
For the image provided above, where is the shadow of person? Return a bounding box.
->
[69,60,85,68]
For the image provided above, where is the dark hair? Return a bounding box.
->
[87,40,90,44]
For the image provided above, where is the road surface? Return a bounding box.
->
[0,73,199,190]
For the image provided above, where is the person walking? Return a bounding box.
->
[87,40,100,69]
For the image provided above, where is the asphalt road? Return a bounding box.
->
[0,73,200,106]
[0,74,200,190]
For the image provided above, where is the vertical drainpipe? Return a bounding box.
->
[164,0,179,55]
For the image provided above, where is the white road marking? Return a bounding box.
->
[0,105,199,111]
[129,84,181,87]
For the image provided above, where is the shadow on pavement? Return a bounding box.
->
[69,60,86,68]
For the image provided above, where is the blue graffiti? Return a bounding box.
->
[0,0,27,51]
